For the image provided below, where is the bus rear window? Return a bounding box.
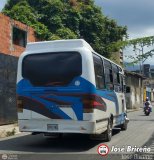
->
[22,52,82,86]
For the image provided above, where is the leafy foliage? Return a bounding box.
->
[55,27,77,39]
[110,36,154,65]
[127,36,154,64]
[2,0,127,58]
[3,0,51,39]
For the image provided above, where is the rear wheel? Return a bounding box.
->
[121,116,129,130]
[121,121,127,130]
[103,119,113,142]
[89,119,112,141]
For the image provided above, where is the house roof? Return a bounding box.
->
[124,70,147,79]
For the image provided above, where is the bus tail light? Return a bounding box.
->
[82,94,106,113]
[17,97,23,113]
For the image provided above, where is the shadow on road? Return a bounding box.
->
[112,128,121,134]
[0,134,97,153]
[0,128,121,153]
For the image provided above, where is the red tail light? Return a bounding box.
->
[16,96,23,112]
[82,94,106,113]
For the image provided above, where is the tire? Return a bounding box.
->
[104,119,113,142]
[121,116,128,131]
[121,121,127,130]
[145,112,150,116]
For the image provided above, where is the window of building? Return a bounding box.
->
[93,54,105,89]
[12,27,27,47]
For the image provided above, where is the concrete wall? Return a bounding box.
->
[0,13,37,125]
[125,72,144,109]
[143,79,154,101]
[152,89,154,102]
[0,53,18,125]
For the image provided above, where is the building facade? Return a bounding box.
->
[0,13,37,125]
[143,79,154,102]
[125,71,145,109]
[125,64,154,104]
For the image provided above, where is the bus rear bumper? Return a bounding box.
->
[18,119,97,134]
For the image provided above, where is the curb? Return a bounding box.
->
[127,108,142,113]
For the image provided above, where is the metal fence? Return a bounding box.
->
[0,53,18,125]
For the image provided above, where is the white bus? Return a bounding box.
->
[17,39,129,141]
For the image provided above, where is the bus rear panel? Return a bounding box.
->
[17,39,128,137]
[17,50,99,134]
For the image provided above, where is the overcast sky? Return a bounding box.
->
[95,0,154,64]
[95,0,154,39]
[0,0,154,63]
[0,0,6,11]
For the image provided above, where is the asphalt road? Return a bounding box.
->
[0,109,154,160]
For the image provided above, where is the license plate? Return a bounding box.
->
[47,124,58,131]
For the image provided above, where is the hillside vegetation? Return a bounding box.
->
[3,0,127,58]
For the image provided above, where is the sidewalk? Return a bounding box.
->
[127,108,142,113]
[0,123,19,138]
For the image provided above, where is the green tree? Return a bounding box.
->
[3,0,51,40]
[55,27,77,39]
[126,36,154,65]
[3,0,127,59]
[111,36,154,65]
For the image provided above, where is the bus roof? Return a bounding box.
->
[26,39,94,52]
[25,39,123,72]
[93,51,123,72]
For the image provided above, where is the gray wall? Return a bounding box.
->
[125,74,143,109]
[0,53,18,125]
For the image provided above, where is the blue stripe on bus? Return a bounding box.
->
[31,95,72,119]
[17,77,119,120]
[18,92,73,119]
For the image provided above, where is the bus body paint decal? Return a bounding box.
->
[96,90,119,115]
[17,77,119,120]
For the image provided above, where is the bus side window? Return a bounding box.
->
[121,75,124,92]
[93,54,105,89]
[117,74,124,92]
[112,64,119,92]
[104,59,113,90]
